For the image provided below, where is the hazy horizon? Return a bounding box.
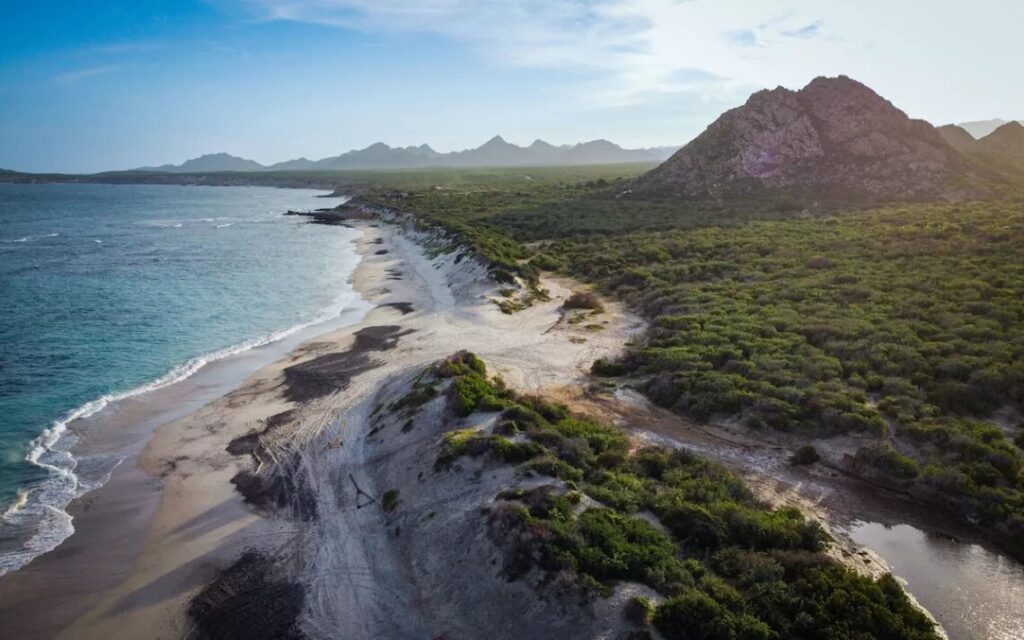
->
[2,0,1022,173]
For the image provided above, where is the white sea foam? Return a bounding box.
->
[216,223,232,228]
[2,232,59,243]
[1,489,29,518]
[0,282,367,577]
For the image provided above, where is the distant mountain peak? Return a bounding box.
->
[136,152,266,173]
[480,135,511,147]
[137,136,681,173]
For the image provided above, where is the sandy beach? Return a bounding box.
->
[0,218,643,638]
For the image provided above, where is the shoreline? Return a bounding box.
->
[1,266,369,578]
[0,220,376,637]
[0,183,359,578]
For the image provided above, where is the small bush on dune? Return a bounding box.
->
[591,358,630,377]
[624,596,654,626]
[437,351,487,378]
[381,489,399,512]
[790,444,821,466]
[564,291,605,312]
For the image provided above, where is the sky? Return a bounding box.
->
[1,0,1021,173]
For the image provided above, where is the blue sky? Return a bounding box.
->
[1,0,1021,173]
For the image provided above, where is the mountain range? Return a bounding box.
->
[640,76,1003,201]
[136,138,678,173]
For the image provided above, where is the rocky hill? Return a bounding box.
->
[640,76,987,202]
[977,121,1024,156]
[938,124,980,153]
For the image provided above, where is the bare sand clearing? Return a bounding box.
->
[0,220,642,639]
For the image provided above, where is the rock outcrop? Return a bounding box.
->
[640,76,987,201]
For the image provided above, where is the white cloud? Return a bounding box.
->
[237,0,1024,124]
[54,65,121,85]
[239,0,838,104]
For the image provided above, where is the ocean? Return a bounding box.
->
[0,183,367,574]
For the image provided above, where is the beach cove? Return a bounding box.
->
[0,210,644,637]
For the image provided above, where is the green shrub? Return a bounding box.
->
[527,456,584,482]
[437,351,487,378]
[654,591,771,640]
[790,445,821,466]
[856,444,920,480]
[591,357,630,376]
[624,596,654,626]
[381,489,399,513]
[448,374,492,416]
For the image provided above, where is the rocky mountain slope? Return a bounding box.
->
[640,76,988,201]
[977,121,1024,156]
[136,138,678,173]
[938,124,980,153]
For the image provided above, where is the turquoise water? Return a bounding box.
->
[0,183,364,573]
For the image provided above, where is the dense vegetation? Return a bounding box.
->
[543,202,1024,560]
[360,167,1024,562]
[358,164,1024,557]
[428,353,937,640]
